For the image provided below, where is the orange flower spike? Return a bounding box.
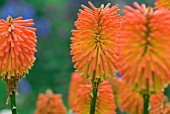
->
[0,16,37,94]
[71,1,121,82]
[68,72,90,110]
[35,89,67,114]
[72,81,116,114]
[150,92,164,106]
[118,2,170,93]
[69,72,116,114]
[150,93,170,114]
[119,80,165,114]
[155,0,170,10]
[120,81,143,114]
[108,77,124,112]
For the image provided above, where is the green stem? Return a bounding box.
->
[90,83,99,114]
[143,94,150,114]
[10,91,17,114]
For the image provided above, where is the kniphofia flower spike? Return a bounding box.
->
[69,72,116,114]
[113,79,165,114]
[0,16,37,94]
[68,72,89,110]
[70,1,121,83]
[35,89,67,114]
[155,0,170,10]
[118,2,170,94]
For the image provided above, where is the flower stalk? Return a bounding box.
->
[90,81,100,114]
[90,86,98,114]
[143,94,150,114]
[10,91,17,114]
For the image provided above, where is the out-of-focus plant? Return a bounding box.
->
[109,77,170,114]
[155,0,170,10]
[117,1,170,113]
[35,89,67,114]
[69,72,116,114]
[150,95,170,114]
[68,72,89,111]
[0,16,37,114]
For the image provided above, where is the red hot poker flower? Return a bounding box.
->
[118,2,170,93]
[120,80,143,114]
[117,79,164,114]
[150,93,170,114]
[108,77,124,112]
[69,72,116,114]
[68,72,89,111]
[0,16,37,94]
[35,89,67,114]
[70,1,121,82]
[155,0,170,10]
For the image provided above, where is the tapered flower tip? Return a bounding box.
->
[35,89,67,114]
[155,0,170,10]
[118,2,170,93]
[0,16,37,94]
[70,1,121,83]
[69,72,116,114]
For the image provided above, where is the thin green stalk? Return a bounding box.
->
[10,91,17,114]
[90,83,99,114]
[143,94,150,114]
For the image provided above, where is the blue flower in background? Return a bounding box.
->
[116,71,121,78]
[0,0,51,37]
[0,1,36,19]
[18,78,32,95]
[35,18,51,37]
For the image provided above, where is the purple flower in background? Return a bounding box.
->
[0,1,36,19]
[18,78,32,94]
[35,18,51,37]
[0,0,51,37]
[116,71,121,78]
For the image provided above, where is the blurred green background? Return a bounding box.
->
[0,0,169,114]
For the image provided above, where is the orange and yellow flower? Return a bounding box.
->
[117,79,165,114]
[35,89,67,114]
[70,1,121,82]
[69,72,116,114]
[122,91,165,114]
[155,0,170,10]
[108,77,124,112]
[117,2,170,93]
[150,101,170,114]
[0,16,37,94]
[120,80,143,114]
[68,72,89,110]
[150,93,170,114]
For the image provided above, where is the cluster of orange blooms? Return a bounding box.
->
[34,0,170,113]
[68,72,116,114]
[0,16,37,95]
[0,0,169,113]
[68,0,170,113]
[35,89,67,114]
[70,1,120,83]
